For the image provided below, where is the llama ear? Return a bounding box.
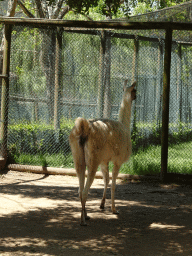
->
[123,79,128,91]
[131,81,136,89]
[124,79,128,86]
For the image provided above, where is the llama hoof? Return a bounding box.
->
[112,210,119,215]
[100,204,105,210]
[80,222,88,226]
[85,215,91,220]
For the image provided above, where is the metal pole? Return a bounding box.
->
[161,27,172,181]
[0,24,12,164]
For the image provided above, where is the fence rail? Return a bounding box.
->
[1,17,192,30]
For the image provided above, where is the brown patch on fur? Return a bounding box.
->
[79,135,87,147]
[131,88,136,100]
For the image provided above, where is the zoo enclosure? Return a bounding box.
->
[0,17,192,180]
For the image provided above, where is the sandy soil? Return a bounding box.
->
[0,170,192,256]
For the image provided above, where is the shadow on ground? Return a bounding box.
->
[0,171,192,256]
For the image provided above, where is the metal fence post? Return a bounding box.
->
[0,24,12,168]
[161,27,172,181]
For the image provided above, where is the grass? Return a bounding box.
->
[121,141,192,175]
[167,141,192,174]
[13,153,74,169]
[120,145,161,175]
[12,141,192,175]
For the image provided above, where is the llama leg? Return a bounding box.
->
[111,163,120,214]
[75,163,92,224]
[71,147,87,223]
[76,164,86,200]
[100,163,109,210]
[76,165,89,225]
[70,137,86,201]
[80,165,98,226]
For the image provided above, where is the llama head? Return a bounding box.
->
[123,80,136,101]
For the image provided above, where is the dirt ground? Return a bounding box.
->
[0,170,192,256]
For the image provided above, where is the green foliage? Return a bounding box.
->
[11,140,192,175]
[14,152,74,168]
[60,117,75,130]
[131,120,192,154]
[66,0,99,14]
[20,0,124,19]
[7,119,192,176]
[169,141,192,174]
[65,0,122,16]
[132,121,161,152]
[121,145,161,175]
[62,32,101,100]
[11,27,44,96]
[16,0,192,22]
[120,141,192,175]
[7,118,75,165]
[132,2,155,15]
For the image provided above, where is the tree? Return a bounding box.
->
[4,0,190,123]
[127,0,191,15]
[0,0,18,71]
[11,0,123,123]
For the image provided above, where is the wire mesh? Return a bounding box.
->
[123,1,192,23]
[0,23,191,175]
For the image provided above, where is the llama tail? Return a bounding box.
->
[69,117,90,175]
[70,117,90,147]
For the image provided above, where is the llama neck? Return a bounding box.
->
[118,97,132,132]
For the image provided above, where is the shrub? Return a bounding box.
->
[8,118,75,164]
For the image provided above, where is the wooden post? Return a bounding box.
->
[103,34,111,118]
[176,44,181,102]
[0,24,12,163]
[161,27,172,182]
[132,36,139,130]
[97,30,105,118]
[156,40,163,123]
[132,36,139,83]
[54,28,62,131]
[177,44,183,123]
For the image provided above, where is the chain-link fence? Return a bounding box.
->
[0,20,192,176]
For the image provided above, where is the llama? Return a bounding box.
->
[69,80,136,225]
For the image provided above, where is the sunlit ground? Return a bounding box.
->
[0,171,192,255]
